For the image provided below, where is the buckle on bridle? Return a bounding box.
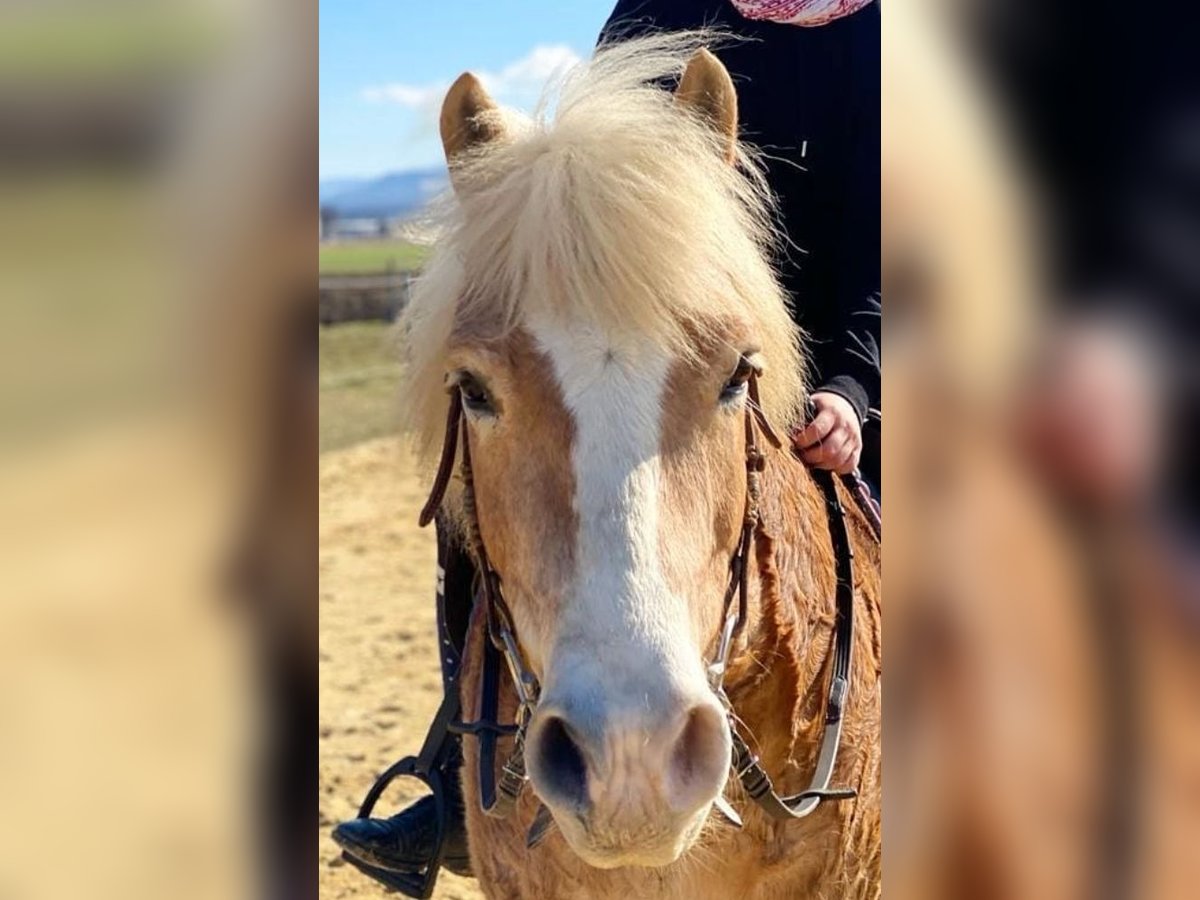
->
[496,623,539,713]
[707,604,742,692]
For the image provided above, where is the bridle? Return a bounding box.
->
[418,386,539,819]
[422,367,862,829]
[344,367,869,897]
[712,372,861,821]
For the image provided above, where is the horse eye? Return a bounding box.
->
[457,372,494,414]
[720,355,754,402]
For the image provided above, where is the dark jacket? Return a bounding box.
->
[600,1,881,432]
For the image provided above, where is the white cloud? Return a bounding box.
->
[481,44,582,94]
[361,43,582,113]
[361,83,443,107]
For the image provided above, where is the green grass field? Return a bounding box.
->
[319,240,428,275]
[319,322,403,453]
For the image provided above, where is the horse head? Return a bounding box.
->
[404,39,806,869]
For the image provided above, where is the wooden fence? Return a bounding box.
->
[319,269,414,325]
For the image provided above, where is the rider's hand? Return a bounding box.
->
[793,391,863,475]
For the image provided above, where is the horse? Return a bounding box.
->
[397,35,882,899]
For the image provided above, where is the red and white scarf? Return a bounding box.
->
[729,0,872,26]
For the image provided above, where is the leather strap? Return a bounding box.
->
[419,391,462,528]
[747,368,783,449]
[708,384,860,821]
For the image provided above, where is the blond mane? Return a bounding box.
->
[399,33,807,463]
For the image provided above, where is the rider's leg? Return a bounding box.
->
[333,517,475,876]
[332,754,469,875]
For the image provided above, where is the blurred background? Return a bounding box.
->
[884,2,1198,899]
[0,0,314,898]
[0,0,1195,898]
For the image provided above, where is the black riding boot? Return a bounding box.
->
[332,754,471,876]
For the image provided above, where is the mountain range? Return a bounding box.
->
[320,167,449,220]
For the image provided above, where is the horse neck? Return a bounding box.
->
[723,443,846,784]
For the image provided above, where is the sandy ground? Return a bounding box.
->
[320,437,484,900]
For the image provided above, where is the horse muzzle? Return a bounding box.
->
[525,687,731,867]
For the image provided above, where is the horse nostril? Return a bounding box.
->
[672,709,704,783]
[668,702,730,804]
[531,715,589,807]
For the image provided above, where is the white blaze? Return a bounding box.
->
[528,316,702,714]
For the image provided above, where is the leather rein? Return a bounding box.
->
[416,368,864,835]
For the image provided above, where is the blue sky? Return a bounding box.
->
[320,1,616,180]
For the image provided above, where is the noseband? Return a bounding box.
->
[414,368,863,837]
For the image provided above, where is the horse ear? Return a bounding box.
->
[439,72,506,173]
[675,48,738,164]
